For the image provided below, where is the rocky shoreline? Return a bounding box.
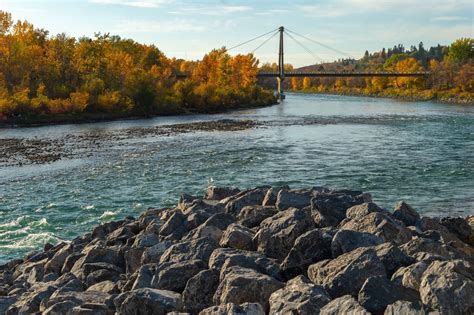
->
[1,186,473,314]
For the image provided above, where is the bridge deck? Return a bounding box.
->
[175,71,429,79]
[256,71,429,78]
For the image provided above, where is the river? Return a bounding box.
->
[1,93,473,263]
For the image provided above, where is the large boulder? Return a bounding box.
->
[345,202,385,220]
[213,266,283,311]
[237,206,277,228]
[115,288,184,315]
[182,269,220,314]
[307,247,386,298]
[41,290,113,314]
[160,237,218,264]
[439,217,474,245]
[225,188,270,216]
[331,229,384,258]
[208,248,281,280]
[320,295,370,315]
[358,276,420,314]
[262,186,289,207]
[392,261,432,291]
[269,275,331,314]
[280,229,332,278]
[151,260,207,293]
[255,207,315,260]
[340,211,412,245]
[384,300,426,315]
[6,284,56,314]
[275,189,312,211]
[419,259,474,314]
[220,224,256,251]
[373,243,415,277]
[312,192,363,222]
[393,201,420,226]
[205,186,240,201]
[200,303,264,315]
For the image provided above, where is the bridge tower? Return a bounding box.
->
[277,26,285,101]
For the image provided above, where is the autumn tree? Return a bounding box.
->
[302,77,312,89]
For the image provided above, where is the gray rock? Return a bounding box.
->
[115,288,184,315]
[208,248,281,280]
[6,284,56,314]
[182,269,219,313]
[225,188,270,216]
[160,212,187,239]
[276,189,312,211]
[200,303,264,315]
[391,261,431,291]
[373,243,415,277]
[399,237,466,261]
[160,237,218,264]
[419,259,474,314]
[320,295,370,315]
[237,206,277,229]
[340,211,412,245]
[70,244,122,280]
[205,186,240,200]
[312,192,362,222]
[262,186,288,207]
[384,300,426,315]
[87,280,119,294]
[346,202,385,220]
[45,244,74,274]
[220,224,256,251]
[132,264,156,290]
[124,247,145,275]
[308,247,386,298]
[269,275,331,314]
[440,217,474,245]
[151,260,206,293]
[331,229,384,258]
[142,242,172,265]
[358,276,420,314]
[213,266,283,310]
[281,229,332,278]
[255,207,315,260]
[393,201,420,226]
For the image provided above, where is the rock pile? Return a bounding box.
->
[1,186,473,314]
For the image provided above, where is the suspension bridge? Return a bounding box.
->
[178,26,429,100]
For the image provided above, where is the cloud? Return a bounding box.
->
[111,19,207,33]
[298,0,473,17]
[89,0,172,8]
[168,5,251,16]
[433,16,469,21]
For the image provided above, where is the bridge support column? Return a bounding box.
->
[277,26,285,101]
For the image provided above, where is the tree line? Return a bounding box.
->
[0,11,275,122]
[261,38,473,103]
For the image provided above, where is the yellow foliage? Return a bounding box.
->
[69,91,89,113]
[303,77,312,89]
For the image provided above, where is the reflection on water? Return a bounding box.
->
[1,93,473,263]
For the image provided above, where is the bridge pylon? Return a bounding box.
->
[278,26,285,101]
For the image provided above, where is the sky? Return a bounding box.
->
[0,0,472,67]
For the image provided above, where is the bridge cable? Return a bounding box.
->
[225,28,280,52]
[285,31,324,64]
[285,28,354,59]
[251,30,279,54]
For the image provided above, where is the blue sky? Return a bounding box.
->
[1,0,472,66]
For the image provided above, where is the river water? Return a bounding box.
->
[1,93,473,263]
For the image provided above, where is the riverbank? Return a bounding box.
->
[0,99,277,129]
[293,89,474,105]
[1,185,473,314]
